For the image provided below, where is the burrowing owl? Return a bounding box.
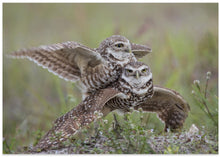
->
[33,61,190,151]
[33,61,154,151]
[9,35,152,99]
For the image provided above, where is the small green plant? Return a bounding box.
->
[32,130,43,147]
[95,108,155,154]
[164,145,179,154]
[191,71,218,127]
[65,107,155,154]
[3,138,16,154]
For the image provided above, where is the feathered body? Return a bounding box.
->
[33,61,154,151]
[106,62,153,112]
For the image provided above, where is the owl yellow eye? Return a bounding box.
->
[126,69,133,73]
[141,68,148,73]
[115,43,124,48]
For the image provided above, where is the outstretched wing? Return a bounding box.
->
[8,41,103,82]
[134,86,190,131]
[33,88,121,151]
[131,43,152,58]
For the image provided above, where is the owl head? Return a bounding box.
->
[121,62,153,95]
[97,35,135,64]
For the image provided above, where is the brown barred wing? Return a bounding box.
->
[32,88,122,152]
[134,86,190,131]
[8,41,103,82]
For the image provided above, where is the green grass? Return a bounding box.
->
[3,3,218,154]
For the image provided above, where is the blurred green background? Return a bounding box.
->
[3,3,218,152]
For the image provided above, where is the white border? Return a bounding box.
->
[1,1,219,157]
[1,0,220,3]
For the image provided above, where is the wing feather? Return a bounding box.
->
[33,88,121,151]
[131,43,152,58]
[134,86,190,130]
[8,41,103,82]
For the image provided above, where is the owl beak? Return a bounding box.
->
[126,49,132,53]
[136,71,140,79]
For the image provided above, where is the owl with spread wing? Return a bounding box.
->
[8,36,189,152]
[9,35,151,99]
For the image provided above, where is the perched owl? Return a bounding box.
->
[32,61,154,151]
[8,35,152,98]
